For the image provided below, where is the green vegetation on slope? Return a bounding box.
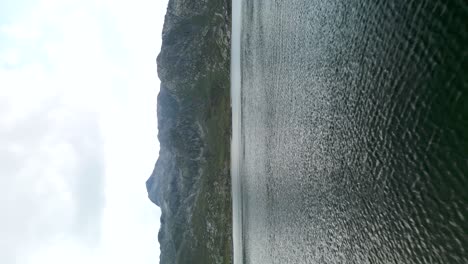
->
[146,0,232,263]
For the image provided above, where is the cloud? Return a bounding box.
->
[0,71,106,263]
[0,0,167,263]
[0,2,106,263]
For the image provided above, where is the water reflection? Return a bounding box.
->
[232,0,467,263]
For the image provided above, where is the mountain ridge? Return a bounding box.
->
[146,0,232,263]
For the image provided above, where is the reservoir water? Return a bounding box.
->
[232,0,468,263]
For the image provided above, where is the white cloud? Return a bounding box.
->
[0,89,105,263]
[0,0,168,263]
[0,24,41,40]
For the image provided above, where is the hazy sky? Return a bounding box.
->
[0,0,168,263]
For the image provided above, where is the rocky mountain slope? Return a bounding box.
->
[146,0,232,263]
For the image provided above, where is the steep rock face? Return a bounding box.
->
[146,0,231,263]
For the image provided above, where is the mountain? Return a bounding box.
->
[146,0,232,263]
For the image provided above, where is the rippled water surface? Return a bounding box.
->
[232,0,467,263]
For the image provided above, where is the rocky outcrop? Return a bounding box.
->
[146,0,231,263]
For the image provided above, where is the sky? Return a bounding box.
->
[0,0,168,263]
